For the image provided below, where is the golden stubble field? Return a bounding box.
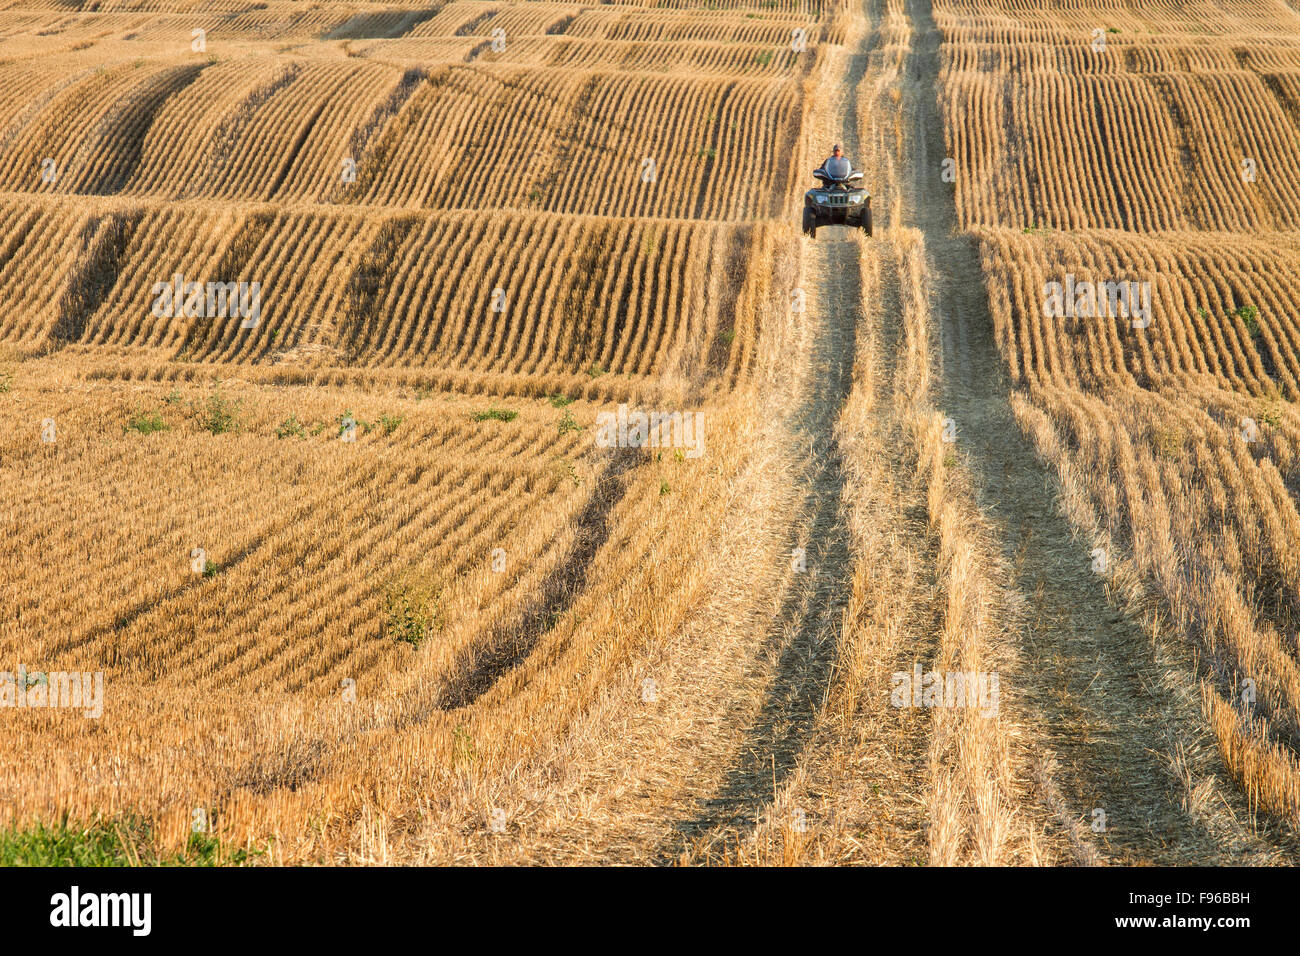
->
[1,0,1299,866]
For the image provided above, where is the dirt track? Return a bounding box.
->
[892,0,1295,863]
[407,0,1300,866]
[649,0,1300,864]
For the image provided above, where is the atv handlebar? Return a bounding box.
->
[812,166,865,186]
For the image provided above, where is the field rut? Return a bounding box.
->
[898,0,1293,864]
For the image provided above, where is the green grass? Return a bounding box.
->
[379,413,404,436]
[547,393,573,408]
[275,414,306,439]
[384,575,443,647]
[336,409,373,436]
[0,820,139,866]
[557,409,583,435]
[553,456,582,486]
[472,406,518,422]
[452,723,476,768]
[0,370,12,393]
[124,410,169,435]
[199,389,242,435]
[1234,304,1261,337]
[0,817,264,866]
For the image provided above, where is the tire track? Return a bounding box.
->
[660,238,858,861]
[653,30,873,864]
[898,0,1288,863]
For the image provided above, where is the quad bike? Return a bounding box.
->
[801,156,871,238]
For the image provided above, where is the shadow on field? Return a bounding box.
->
[438,450,639,710]
[659,233,862,861]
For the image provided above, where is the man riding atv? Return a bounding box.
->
[802,144,871,238]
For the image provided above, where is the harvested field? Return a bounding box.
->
[1,0,1298,872]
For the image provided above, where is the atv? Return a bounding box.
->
[801,156,871,238]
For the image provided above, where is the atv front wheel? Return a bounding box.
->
[802,207,816,238]
[861,203,872,237]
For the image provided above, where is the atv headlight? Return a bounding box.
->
[848,194,864,204]
[814,194,829,204]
